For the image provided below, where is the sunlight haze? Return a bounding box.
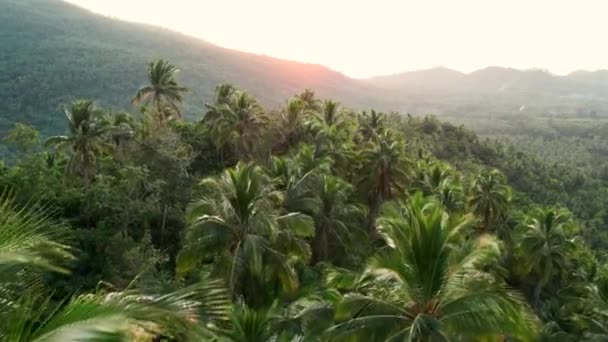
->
[66,0,608,77]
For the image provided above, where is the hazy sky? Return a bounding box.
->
[66,0,608,78]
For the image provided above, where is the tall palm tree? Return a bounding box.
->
[358,131,410,233]
[101,111,136,153]
[213,83,237,106]
[296,89,321,112]
[177,163,314,307]
[131,59,188,119]
[327,193,538,341]
[204,90,268,160]
[311,175,365,264]
[306,101,358,177]
[266,146,329,217]
[308,100,348,139]
[412,160,465,214]
[45,100,108,185]
[517,207,574,308]
[274,98,310,153]
[469,169,512,232]
[358,110,386,141]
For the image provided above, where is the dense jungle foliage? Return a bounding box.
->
[2,59,608,341]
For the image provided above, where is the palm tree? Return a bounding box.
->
[311,175,365,264]
[306,101,358,177]
[517,207,574,308]
[177,163,314,307]
[45,100,108,185]
[204,89,268,160]
[213,83,237,106]
[358,131,410,233]
[131,59,188,119]
[101,112,136,159]
[327,193,538,341]
[3,279,230,341]
[0,191,73,296]
[296,89,321,112]
[274,98,310,153]
[412,160,465,214]
[266,146,329,217]
[358,110,386,141]
[469,169,512,232]
[0,192,230,341]
[219,303,281,342]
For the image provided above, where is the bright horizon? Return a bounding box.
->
[65,0,608,78]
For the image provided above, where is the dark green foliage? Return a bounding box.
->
[2,53,608,340]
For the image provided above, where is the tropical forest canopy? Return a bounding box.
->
[4,0,608,341]
[1,55,608,340]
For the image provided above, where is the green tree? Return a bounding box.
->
[327,193,537,341]
[311,175,365,264]
[358,109,385,142]
[412,160,465,214]
[296,89,322,112]
[204,89,268,160]
[3,123,40,155]
[469,169,512,232]
[177,163,314,307]
[131,59,188,120]
[45,100,108,185]
[516,207,575,308]
[358,131,410,233]
[274,98,310,153]
[220,303,281,342]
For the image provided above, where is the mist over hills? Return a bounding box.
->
[2,0,608,134]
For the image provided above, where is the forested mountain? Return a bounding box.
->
[0,0,391,135]
[5,0,608,139]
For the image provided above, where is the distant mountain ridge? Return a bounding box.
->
[368,66,608,116]
[3,0,608,135]
[370,66,608,96]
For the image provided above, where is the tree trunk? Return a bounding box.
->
[367,193,382,234]
[482,207,490,233]
[533,282,543,309]
[82,149,90,187]
[82,149,91,229]
[160,204,168,246]
[312,224,328,264]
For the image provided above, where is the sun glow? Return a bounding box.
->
[66,0,608,78]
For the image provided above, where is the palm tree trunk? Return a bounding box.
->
[82,150,92,229]
[160,204,168,246]
[533,282,543,309]
[312,224,328,264]
[82,149,90,187]
[229,240,243,297]
[482,207,490,232]
[367,193,382,234]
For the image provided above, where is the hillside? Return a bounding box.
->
[0,0,393,135]
[4,0,608,137]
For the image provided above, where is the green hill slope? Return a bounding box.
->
[5,0,608,137]
[0,0,392,135]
